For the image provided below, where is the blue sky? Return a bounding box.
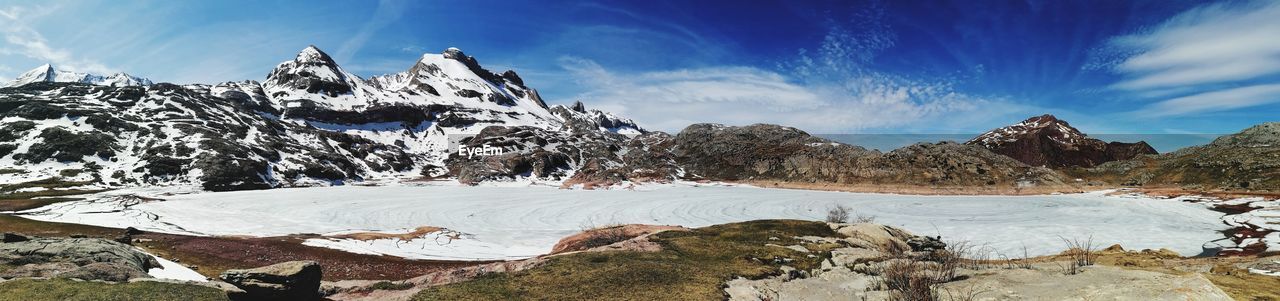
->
[1,0,1277,135]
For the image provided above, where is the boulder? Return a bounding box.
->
[0,237,159,282]
[830,223,914,252]
[1,232,28,243]
[220,260,323,301]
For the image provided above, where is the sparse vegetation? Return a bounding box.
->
[0,278,229,301]
[872,239,976,301]
[1057,236,1096,275]
[414,220,836,301]
[852,212,877,223]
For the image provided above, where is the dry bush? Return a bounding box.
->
[997,245,1034,270]
[940,283,988,301]
[882,260,939,301]
[852,212,877,223]
[926,240,972,282]
[826,204,851,223]
[877,240,979,301]
[577,220,630,250]
[1057,235,1096,275]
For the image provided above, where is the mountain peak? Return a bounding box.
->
[3,63,150,88]
[295,45,336,65]
[967,114,1156,167]
[442,47,467,61]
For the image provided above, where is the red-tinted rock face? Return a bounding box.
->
[966,114,1157,168]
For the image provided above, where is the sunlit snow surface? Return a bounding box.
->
[19,184,1226,261]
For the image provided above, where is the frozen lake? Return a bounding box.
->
[19,184,1226,261]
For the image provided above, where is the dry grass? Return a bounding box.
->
[0,278,229,301]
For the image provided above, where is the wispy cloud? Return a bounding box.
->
[561,7,1030,133]
[1136,83,1280,117]
[0,4,113,75]
[1106,0,1280,116]
[335,0,408,64]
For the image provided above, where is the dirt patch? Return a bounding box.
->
[328,226,444,241]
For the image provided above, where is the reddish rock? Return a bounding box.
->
[967,114,1157,168]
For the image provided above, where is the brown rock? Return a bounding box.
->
[220,260,322,301]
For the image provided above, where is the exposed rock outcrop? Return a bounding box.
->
[0,237,160,282]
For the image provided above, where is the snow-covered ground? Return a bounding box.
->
[139,249,208,282]
[18,185,1226,261]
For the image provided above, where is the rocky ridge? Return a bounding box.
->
[0,46,641,191]
[1082,122,1280,191]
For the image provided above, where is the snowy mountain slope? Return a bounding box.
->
[0,46,645,190]
[2,64,152,88]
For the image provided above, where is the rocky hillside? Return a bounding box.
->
[671,123,1065,187]
[967,114,1157,168]
[0,46,640,191]
[1080,122,1280,191]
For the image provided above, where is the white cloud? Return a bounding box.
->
[558,56,1019,133]
[1106,0,1280,116]
[0,4,114,75]
[1135,83,1280,117]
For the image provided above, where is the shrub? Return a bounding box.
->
[826,204,851,223]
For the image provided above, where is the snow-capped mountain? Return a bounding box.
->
[2,64,152,88]
[966,114,1156,168]
[0,46,644,191]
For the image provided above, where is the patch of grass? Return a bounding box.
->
[0,278,229,301]
[0,197,86,212]
[0,177,96,193]
[413,220,837,301]
[0,215,120,238]
[1090,249,1280,300]
[0,178,105,211]
[1204,263,1280,300]
[0,168,23,175]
